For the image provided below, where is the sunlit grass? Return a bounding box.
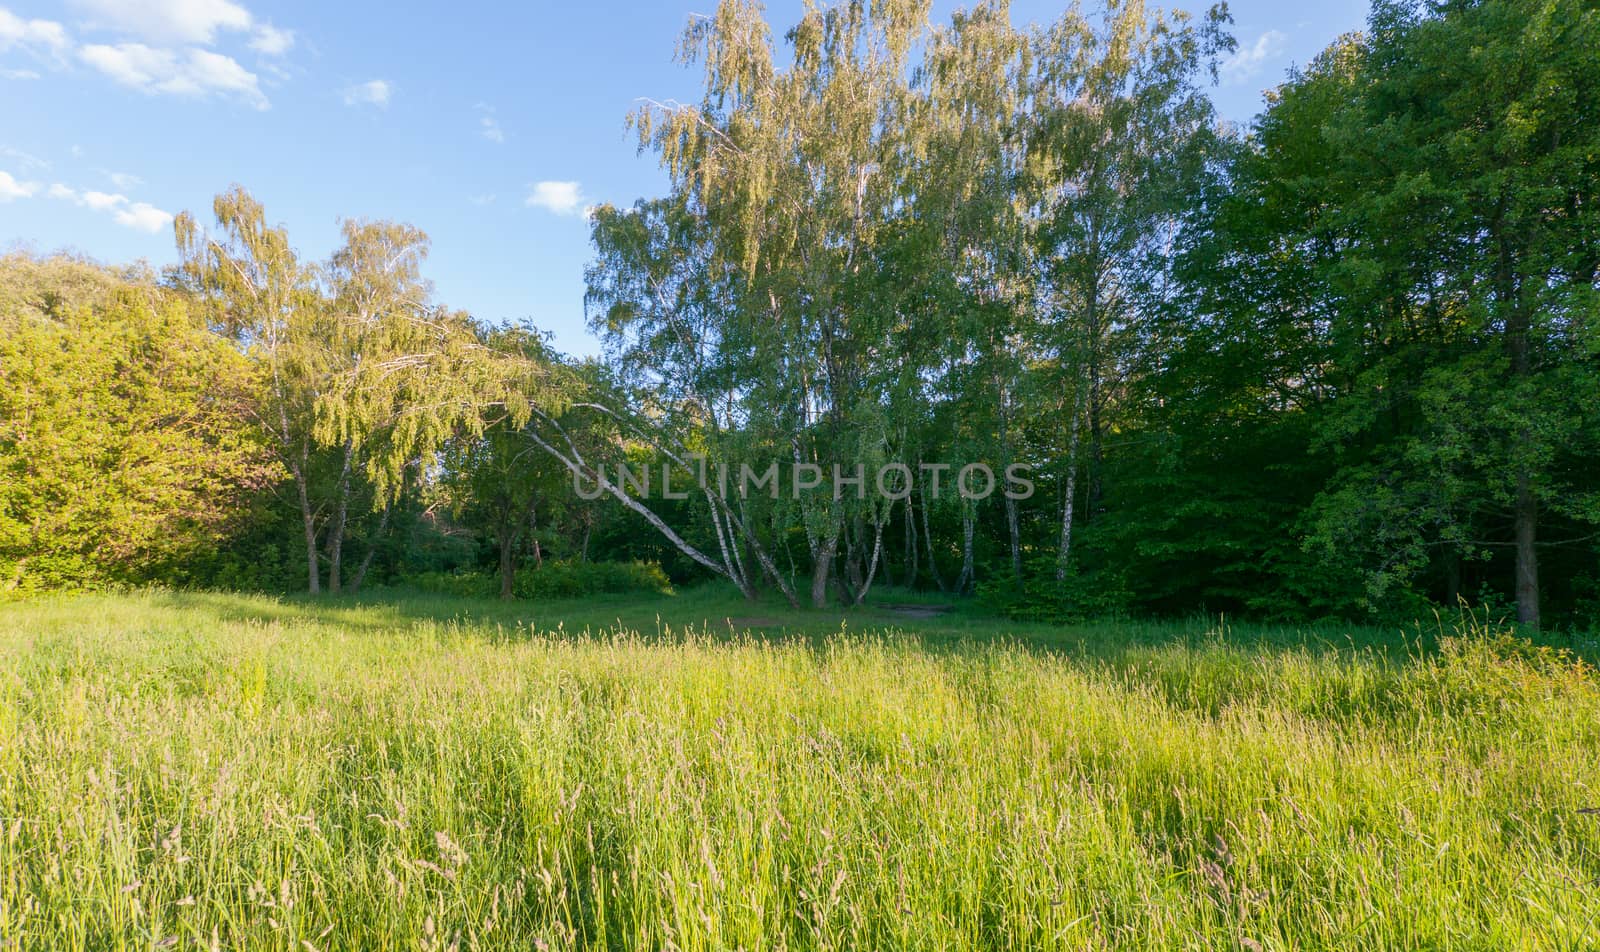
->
[2,590,1597,949]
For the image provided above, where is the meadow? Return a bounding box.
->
[2,587,1598,950]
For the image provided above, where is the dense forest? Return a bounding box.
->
[2,0,1596,627]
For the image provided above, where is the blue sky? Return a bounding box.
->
[1,0,1367,356]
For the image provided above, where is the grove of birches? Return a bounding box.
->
[3,0,1597,629]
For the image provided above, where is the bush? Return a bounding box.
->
[977,556,1131,623]
[0,554,111,600]
[0,291,270,597]
[398,570,499,599]
[514,560,674,599]
[401,560,673,601]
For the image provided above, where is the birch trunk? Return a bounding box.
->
[326,441,354,594]
[919,489,946,593]
[294,458,319,595]
[1056,381,1088,581]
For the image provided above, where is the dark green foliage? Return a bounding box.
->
[1110,0,1600,627]
[977,556,1132,623]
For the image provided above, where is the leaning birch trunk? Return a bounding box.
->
[349,503,393,594]
[736,496,800,608]
[705,500,755,599]
[706,482,798,606]
[853,506,888,605]
[577,400,798,608]
[723,515,755,598]
[522,427,734,581]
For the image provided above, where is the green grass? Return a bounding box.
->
[2,588,1598,950]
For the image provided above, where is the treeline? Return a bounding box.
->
[2,0,1597,627]
[0,240,530,597]
[0,240,698,600]
[578,0,1599,626]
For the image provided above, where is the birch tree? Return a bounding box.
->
[1027,0,1230,575]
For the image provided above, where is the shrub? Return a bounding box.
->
[0,289,270,597]
[977,556,1131,622]
[399,570,499,599]
[400,560,673,601]
[514,559,673,599]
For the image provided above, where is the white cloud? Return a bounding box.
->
[0,7,69,60]
[469,193,496,206]
[0,145,47,170]
[80,189,124,210]
[6,3,294,108]
[526,180,584,216]
[0,170,38,201]
[80,42,267,108]
[182,47,263,103]
[71,0,251,45]
[114,201,173,232]
[342,79,390,107]
[106,170,143,189]
[47,181,174,233]
[54,1,295,105]
[248,22,291,55]
[1220,29,1287,86]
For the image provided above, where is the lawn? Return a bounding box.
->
[1,588,1597,949]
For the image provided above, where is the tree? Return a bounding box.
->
[179,188,560,594]
[1346,0,1600,628]
[176,187,330,593]
[585,197,799,604]
[906,0,1036,586]
[440,327,586,599]
[1158,0,1600,626]
[1028,0,1231,576]
[636,0,940,606]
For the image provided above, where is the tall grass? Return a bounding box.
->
[1,591,1597,949]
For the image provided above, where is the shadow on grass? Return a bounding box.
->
[139,581,1522,663]
[48,584,1599,730]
